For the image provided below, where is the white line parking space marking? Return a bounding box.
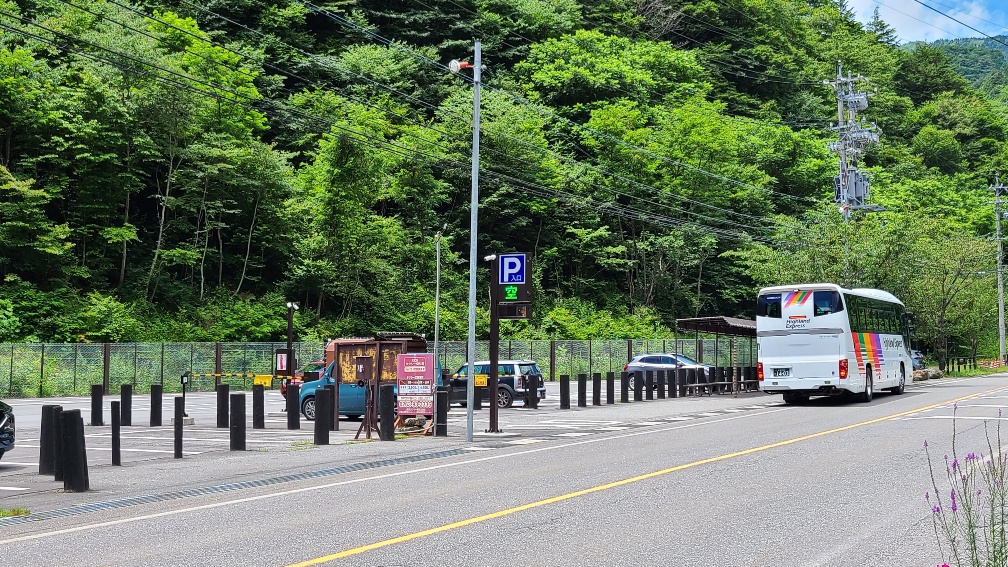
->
[595,427,629,431]
[635,421,662,426]
[552,432,592,437]
[504,439,546,445]
[0,486,29,491]
[663,417,694,421]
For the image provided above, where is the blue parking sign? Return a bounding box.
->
[499,253,526,284]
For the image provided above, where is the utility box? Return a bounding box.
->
[325,333,429,385]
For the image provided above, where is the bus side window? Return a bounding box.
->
[813,290,839,316]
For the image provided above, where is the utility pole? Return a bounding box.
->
[825,62,882,285]
[993,175,1007,365]
[450,41,481,442]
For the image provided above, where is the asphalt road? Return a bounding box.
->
[2,375,1005,566]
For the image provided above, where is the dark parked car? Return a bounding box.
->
[0,400,14,460]
[448,360,546,408]
[280,360,326,399]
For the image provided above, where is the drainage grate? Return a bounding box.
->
[0,448,468,527]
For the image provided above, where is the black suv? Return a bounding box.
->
[0,400,14,460]
[449,360,546,408]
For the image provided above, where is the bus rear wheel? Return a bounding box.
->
[858,369,873,403]
[782,392,808,404]
[889,366,905,395]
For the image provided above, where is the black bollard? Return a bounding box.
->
[474,384,482,410]
[687,368,697,396]
[314,388,330,446]
[39,405,61,475]
[150,384,163,427]
[120,384,132,427]
[378,384,395,441]
[60,409,89,492]
[331,382,340,432]
[606,372,615,404]
[174,397,183,459]
[657,370,666,399]
[620,372,629,403]
[525,375,540,409]
[230,393,246,451]
[634,372,643,402]
[216,383,230,429]
[592,373,601,406]
[677,368,687,398]
[645,371,654,400]
[560,375,571,409]
[577,374,587,407]
[435,387,449,437]
[90,384,103,426]
[53,405,64,482]
[252,384,265,429]
[286,382,300,430]
[325,385,337,431]
[111,401,121,466]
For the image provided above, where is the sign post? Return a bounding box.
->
[488,252,533,432]
[396,353,435,432]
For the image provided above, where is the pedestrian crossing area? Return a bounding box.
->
[455,402,786,448]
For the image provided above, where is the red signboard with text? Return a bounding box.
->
[396,353,434,416]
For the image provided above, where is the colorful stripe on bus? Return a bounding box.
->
[784,291,812,307]
[851,332,884,375]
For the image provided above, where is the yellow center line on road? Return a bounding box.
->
[286,385,1008,567]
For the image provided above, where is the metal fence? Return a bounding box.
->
[1,338,756,398]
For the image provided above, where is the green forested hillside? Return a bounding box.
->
[0,0,1006,360]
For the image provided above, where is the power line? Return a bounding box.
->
[910,0,1008,49]
[0,10,778,243]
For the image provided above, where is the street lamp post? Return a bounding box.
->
[451,40,481,442]
[286,302,299,377]
[434,226,445,369]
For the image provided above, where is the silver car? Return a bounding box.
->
[624,353,714,377]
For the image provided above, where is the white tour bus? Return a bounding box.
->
[756,283,914,404]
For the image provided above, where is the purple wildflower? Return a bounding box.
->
[967,452,976,461]
[926,492,930,501]
[951,490,958,512]
[924,440,929,448]
[977,490,983,496]
[952,458,958,470]
[933,506,941,514]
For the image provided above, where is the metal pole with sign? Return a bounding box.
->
[488,255,500,433]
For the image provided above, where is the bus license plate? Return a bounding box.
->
[772,368,791,378]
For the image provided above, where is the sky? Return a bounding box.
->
[846,0,1008,43]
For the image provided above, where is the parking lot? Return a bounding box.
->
[0,381,779,493]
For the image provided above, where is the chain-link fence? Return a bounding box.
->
[2,338,755,398]
[1,342,327,398]
[433,337,756,381]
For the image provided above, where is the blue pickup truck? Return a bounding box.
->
[298,360,444,420]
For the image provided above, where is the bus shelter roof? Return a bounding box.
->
[675,316,756,338]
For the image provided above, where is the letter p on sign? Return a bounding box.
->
[499,254,526,284]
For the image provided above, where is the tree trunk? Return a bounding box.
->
[235,197,259,296]
[146,152,181,299]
